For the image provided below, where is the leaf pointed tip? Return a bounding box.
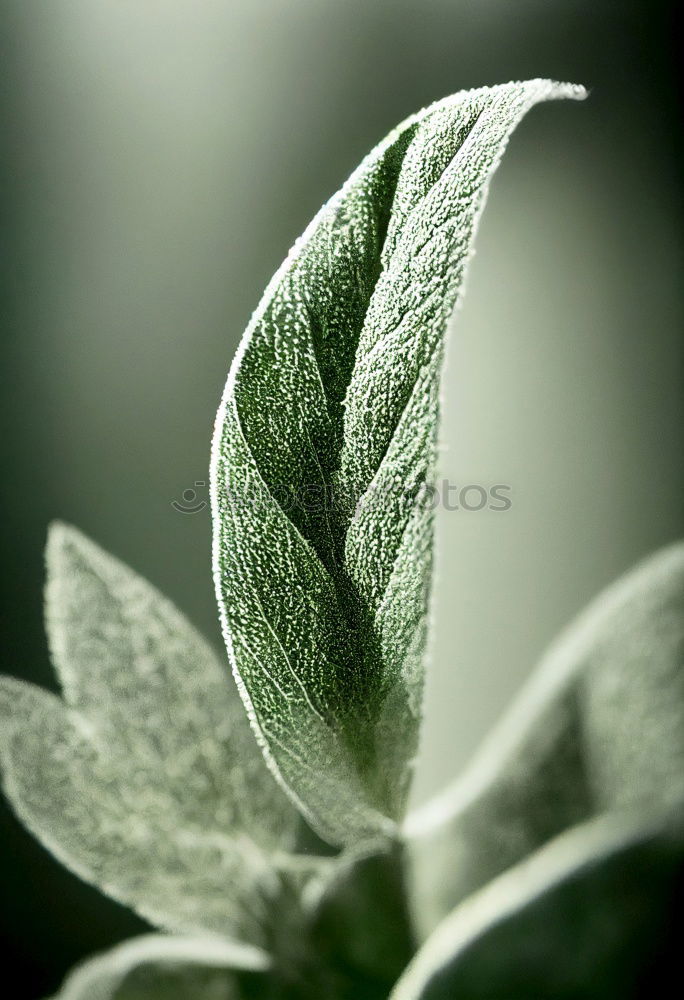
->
[506,78,588,108]
[435,79,587,113]
[44,522,118,602]
[548,79,588,102]
[46,520,92,563]
[531,78,587,98]
[45,524,101,595]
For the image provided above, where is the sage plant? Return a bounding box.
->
[1,80,683,999]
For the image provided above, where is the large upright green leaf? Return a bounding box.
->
[407,540,684,937]
[392,808,684,999]
[211,80,586,845]
[0,524,301,946]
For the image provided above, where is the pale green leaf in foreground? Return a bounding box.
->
[392,808,684,999]
[48,934,270,1000]
[0,523,300,946]
[211,79,586,845]
[407,540,684,937]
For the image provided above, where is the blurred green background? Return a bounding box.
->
[1,0,682,994]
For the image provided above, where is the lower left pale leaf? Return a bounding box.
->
[0,523,300,947]
[47,934,270,1000]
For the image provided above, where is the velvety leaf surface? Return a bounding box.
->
[0,524,301,945]
[48,934,270,1000]
[407,541,684,937]
[393,808,684,999]
[211,80,586,845]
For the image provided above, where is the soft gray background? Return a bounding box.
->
[1,0,682,993]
